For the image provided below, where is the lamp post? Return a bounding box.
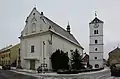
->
[17,48,22,69]
[41,41,47,74]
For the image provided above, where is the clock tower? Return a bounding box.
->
[89,14,104,69]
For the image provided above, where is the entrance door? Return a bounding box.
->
[30,60,35,70]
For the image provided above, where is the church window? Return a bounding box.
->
[42,18,46,24]
[95,40,98,44]
[94,30,98,34]
[96,30,98,34]
[31,45,34,53]
[31,23,36,32]
[95,48,97,51]
[95,57,97,59]
[33,13,35,15]
[95,64,99,68]
[94,30,96,34]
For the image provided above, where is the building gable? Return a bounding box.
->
[21,7,50,36]
[20,7,83,49]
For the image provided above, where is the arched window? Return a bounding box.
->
[94,30,96,34]
[95,48,97,51]
[31,23,36,32]
[94,30,99,34]
[95,64,99,68]
[94,57,97,59]
[96,30,98,34]
[95,40,98,44]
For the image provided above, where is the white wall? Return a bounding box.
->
[89,23,103,36]
[90,36,103,44]
[20,8,83,70]
[89,60,103,68]
[20,33,51,69]
[89,45,103,52]
[21,33,83,70]
[89,22,104,69]
[89,53,103,60]
[22,8,49,37]
[52,34,83,58]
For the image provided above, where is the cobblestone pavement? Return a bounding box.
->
[0,70,38,79]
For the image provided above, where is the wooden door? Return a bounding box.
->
[30,60,35,70]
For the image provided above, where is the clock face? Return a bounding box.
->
[94,23,99,28]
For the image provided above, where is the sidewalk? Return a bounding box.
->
[11,67,37,74]
[11,67,110,78]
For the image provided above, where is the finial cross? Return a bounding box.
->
[95,11,97,17]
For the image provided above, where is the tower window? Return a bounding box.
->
[95,40,98,44]
[96,30,98,34]
[94,30,98,34]
[94,30,96,34]
[95,48,97,51]
[31,45,34,53]
[94,57,97,59]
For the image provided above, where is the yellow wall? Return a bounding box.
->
[0,50,11,66]
[10,43,20,66]
[0,43,20,66]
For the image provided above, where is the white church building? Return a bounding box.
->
[19,7,84,70]
[89,14,104,69]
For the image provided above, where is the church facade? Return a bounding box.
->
[89,15,104,69]
[19,7,84,70]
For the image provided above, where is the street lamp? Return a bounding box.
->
[17,48,22,69]
[41,41,47,74]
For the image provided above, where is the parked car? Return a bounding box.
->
[2,65,11,70]
[0,66,2,70]
[110,63,120,77]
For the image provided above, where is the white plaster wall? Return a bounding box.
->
[52,34,83,58]
[21,33,51,69]
[89,22,104,69]
[25,36,41,59]
[89,53,103,60]
[90,36,103,44]
[89,45,103,52]
[21,8,83,70]
[20,39,26,69]
[22,8,49,36]
[89,60,103,68]
[89,23,103,36]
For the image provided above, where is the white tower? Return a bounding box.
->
[89,13,104,69]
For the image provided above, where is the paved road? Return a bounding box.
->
[0,69,120,79]
[107,77,120,79]
[0,70,38,79]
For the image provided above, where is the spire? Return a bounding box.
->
[95,11,97,17]
[89,11,104,24]
[66,21,71,33]
[34,4,37,9]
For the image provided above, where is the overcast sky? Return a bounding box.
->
[0,0,120,59]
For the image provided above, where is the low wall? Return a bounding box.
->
[38,68,111,79]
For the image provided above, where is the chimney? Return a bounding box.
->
[41,12,44,15]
